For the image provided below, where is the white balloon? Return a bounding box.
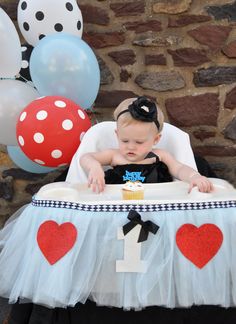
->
[0,8,22,78]
[17,0,83,46]
[0,79,39,145]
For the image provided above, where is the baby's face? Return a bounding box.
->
[116,122,160,162]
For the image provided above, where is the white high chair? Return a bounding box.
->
[66,121,197,184]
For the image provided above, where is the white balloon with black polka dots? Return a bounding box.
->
[17,0,83,46]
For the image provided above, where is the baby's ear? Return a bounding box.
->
[154,133,161,145]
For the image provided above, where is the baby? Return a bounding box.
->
[80,96,213,193]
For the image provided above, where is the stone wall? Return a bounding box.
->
[1,0,236,224]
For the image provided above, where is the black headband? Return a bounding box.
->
[116,96,160,131]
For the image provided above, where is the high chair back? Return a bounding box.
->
[66,121,197,184]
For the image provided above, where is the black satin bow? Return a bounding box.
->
[123,209,159,243]
[116,96,160,130]
[128,96,160,130]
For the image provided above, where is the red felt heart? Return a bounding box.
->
[176,223,223,269]
[37,221,77,265]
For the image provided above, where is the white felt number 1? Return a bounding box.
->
[116,225,147,273]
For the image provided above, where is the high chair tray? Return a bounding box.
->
[35,178,235,205]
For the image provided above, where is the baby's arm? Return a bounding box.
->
[80,150,115,193]
[156,150,213,193]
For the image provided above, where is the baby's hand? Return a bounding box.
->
[188,174,213,193]
[88,165,105,193]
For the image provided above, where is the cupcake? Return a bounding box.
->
[122,181,144,200]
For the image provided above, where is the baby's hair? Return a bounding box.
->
[113,97,164,133]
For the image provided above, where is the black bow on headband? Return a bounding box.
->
[123,209,159,243]
[117,96,160,130]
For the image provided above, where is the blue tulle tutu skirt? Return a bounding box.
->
[1,194,236,310]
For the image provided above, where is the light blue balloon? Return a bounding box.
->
[7,146,56,174]
[29,33,100,110]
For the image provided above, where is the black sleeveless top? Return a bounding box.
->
[104,152,173,184]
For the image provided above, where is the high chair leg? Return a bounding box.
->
[3,313,10,324]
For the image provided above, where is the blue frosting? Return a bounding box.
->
[123,170,145,182]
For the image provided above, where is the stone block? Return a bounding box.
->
[206,1,236,22]
[224,117,236,140]
[168,14,211,27]
[110,1,145,17]
[222,41,236,58]
[124,20,162,33]
[95,90,138,108]
[108,50,136,66]
[135,71,185,91]
[80,4,109,25]
[165,93,219,126]
[83,31,125,49]
[188,25,232,51]
[224,86,236,109]
[168,48,210,66]
[194,66,236,87]
[153,0,192,14]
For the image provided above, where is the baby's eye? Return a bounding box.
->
[136,141,144,144]
[122,140,129,143]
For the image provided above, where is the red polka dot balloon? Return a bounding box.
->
[16,96,91,167]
